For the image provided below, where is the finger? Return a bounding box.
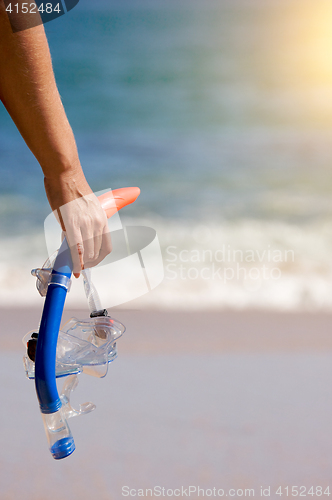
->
[80,226,97,268]
[85,227,112,269]
[67,232,84,276]
[93,231,103,262]
[79,241,84,264]
[73,242,84,278]
[60,230,81,278]
[82,232,103,267]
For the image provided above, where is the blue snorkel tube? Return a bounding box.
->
[35,237,75,459]
[30,187,140,459]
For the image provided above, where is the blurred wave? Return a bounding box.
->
[2,216,332,310]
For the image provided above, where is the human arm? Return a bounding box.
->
[0,2,111,276]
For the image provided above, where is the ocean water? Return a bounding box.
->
[1,0,332,309]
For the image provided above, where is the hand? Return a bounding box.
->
[44,170,112,278]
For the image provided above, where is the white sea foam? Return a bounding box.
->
[1,216,332,311]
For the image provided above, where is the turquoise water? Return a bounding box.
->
[2,0,332,230]
[2,0,332,309]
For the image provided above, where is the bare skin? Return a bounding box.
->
[0,2,112,276]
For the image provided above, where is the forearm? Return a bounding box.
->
[0,3,112,275]
[0,2,87,205]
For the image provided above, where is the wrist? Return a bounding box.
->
[44,167,93,212]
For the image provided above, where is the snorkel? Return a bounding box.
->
[24,187,140,459]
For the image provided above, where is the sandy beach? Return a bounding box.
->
[2,0,332,498]
[0,308,331,500]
